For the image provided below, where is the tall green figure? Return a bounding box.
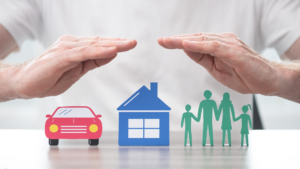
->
[217,92,236,146]
[196,90,218,146]
[181,104,197,146]
[234,104,252,146]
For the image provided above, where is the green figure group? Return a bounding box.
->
[181,90,252,146]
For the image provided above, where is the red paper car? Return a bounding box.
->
[45,106,102,146]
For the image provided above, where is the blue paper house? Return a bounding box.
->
[117,82,171,146]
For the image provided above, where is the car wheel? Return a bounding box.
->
[49,139,59,146]
[88,139,99,146]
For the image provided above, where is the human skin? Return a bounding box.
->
[158,33,300,103]
[0,24,137,102]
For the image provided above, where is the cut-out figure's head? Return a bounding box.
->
[204,90,212,100]
[221,92,232,103]
[185,104,191,112]
[242,104,252,113]
[223,92,230,100]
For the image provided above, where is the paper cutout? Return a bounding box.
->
[197,90,218,146]
[217,92,236,146]
[234,104,253,146]
[181,104,197,146]
[117,82,171,146]
[182,90,251,146]
[45,106,102,146]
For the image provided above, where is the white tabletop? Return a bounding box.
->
[0,130,299,169]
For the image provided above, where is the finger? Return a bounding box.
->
[162,36,230,49]
[58,35,129,42]
[50,35,137,50]
[81,55,117,74]
[183,49,214,73]
[175,32,238,39]
[131,40,138,48]
[75,37,137,48]
[172,33,216,38]
[50,36,123,49]
[157,37,172,49]
[182,40,239,67]
[65,36,137,46]
[57,46,117,71]
[56,40,136,52]
[158,34,211,49]
[171,32,238,39]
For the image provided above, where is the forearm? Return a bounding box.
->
[0,63,24,102]
[272,61,300,103]
[275,37,300,102]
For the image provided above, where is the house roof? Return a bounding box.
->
[117,83,171,111]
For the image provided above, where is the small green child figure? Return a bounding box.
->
[234,104,253,146]
[181,104,197,146]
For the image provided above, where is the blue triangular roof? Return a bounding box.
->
[117,84,171,111]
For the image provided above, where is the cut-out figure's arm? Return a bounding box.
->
[181,114,185,128]
[191,113,197,121]
[234,115,242,122]
[216,103,222,121]
[196,102,203,122]
[213,101,218,121]
[230,103,236,121]
[248,115,253,129]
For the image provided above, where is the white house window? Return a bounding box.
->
[128,119,160,138]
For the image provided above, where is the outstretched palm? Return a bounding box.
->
[158,33,279,95]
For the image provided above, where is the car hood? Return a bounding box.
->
[50,118,99,125]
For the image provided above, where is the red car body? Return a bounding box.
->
[45,106,102,140]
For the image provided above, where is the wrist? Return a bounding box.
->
[0,64,27,101]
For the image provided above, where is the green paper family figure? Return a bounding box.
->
[234,104,253,146]
[196,90,218,146]
[181,104,197,146]
[181,90,252,146]
[217,92,236,146]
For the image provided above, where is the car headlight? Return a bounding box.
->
[50,124,58,133]
[89,124,98,133]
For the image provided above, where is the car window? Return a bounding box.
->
[53,108,95,118]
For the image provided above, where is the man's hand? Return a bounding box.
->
[158,33,283,96]
[0,35,137,101]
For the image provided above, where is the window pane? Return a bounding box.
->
[144,119,160,128]
[144,129,160,138]
[128,129,143,138]
[128,119,143,128]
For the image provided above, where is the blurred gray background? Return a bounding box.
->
[0,40,300,129]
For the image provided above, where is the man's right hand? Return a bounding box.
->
[0,35,137,101]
